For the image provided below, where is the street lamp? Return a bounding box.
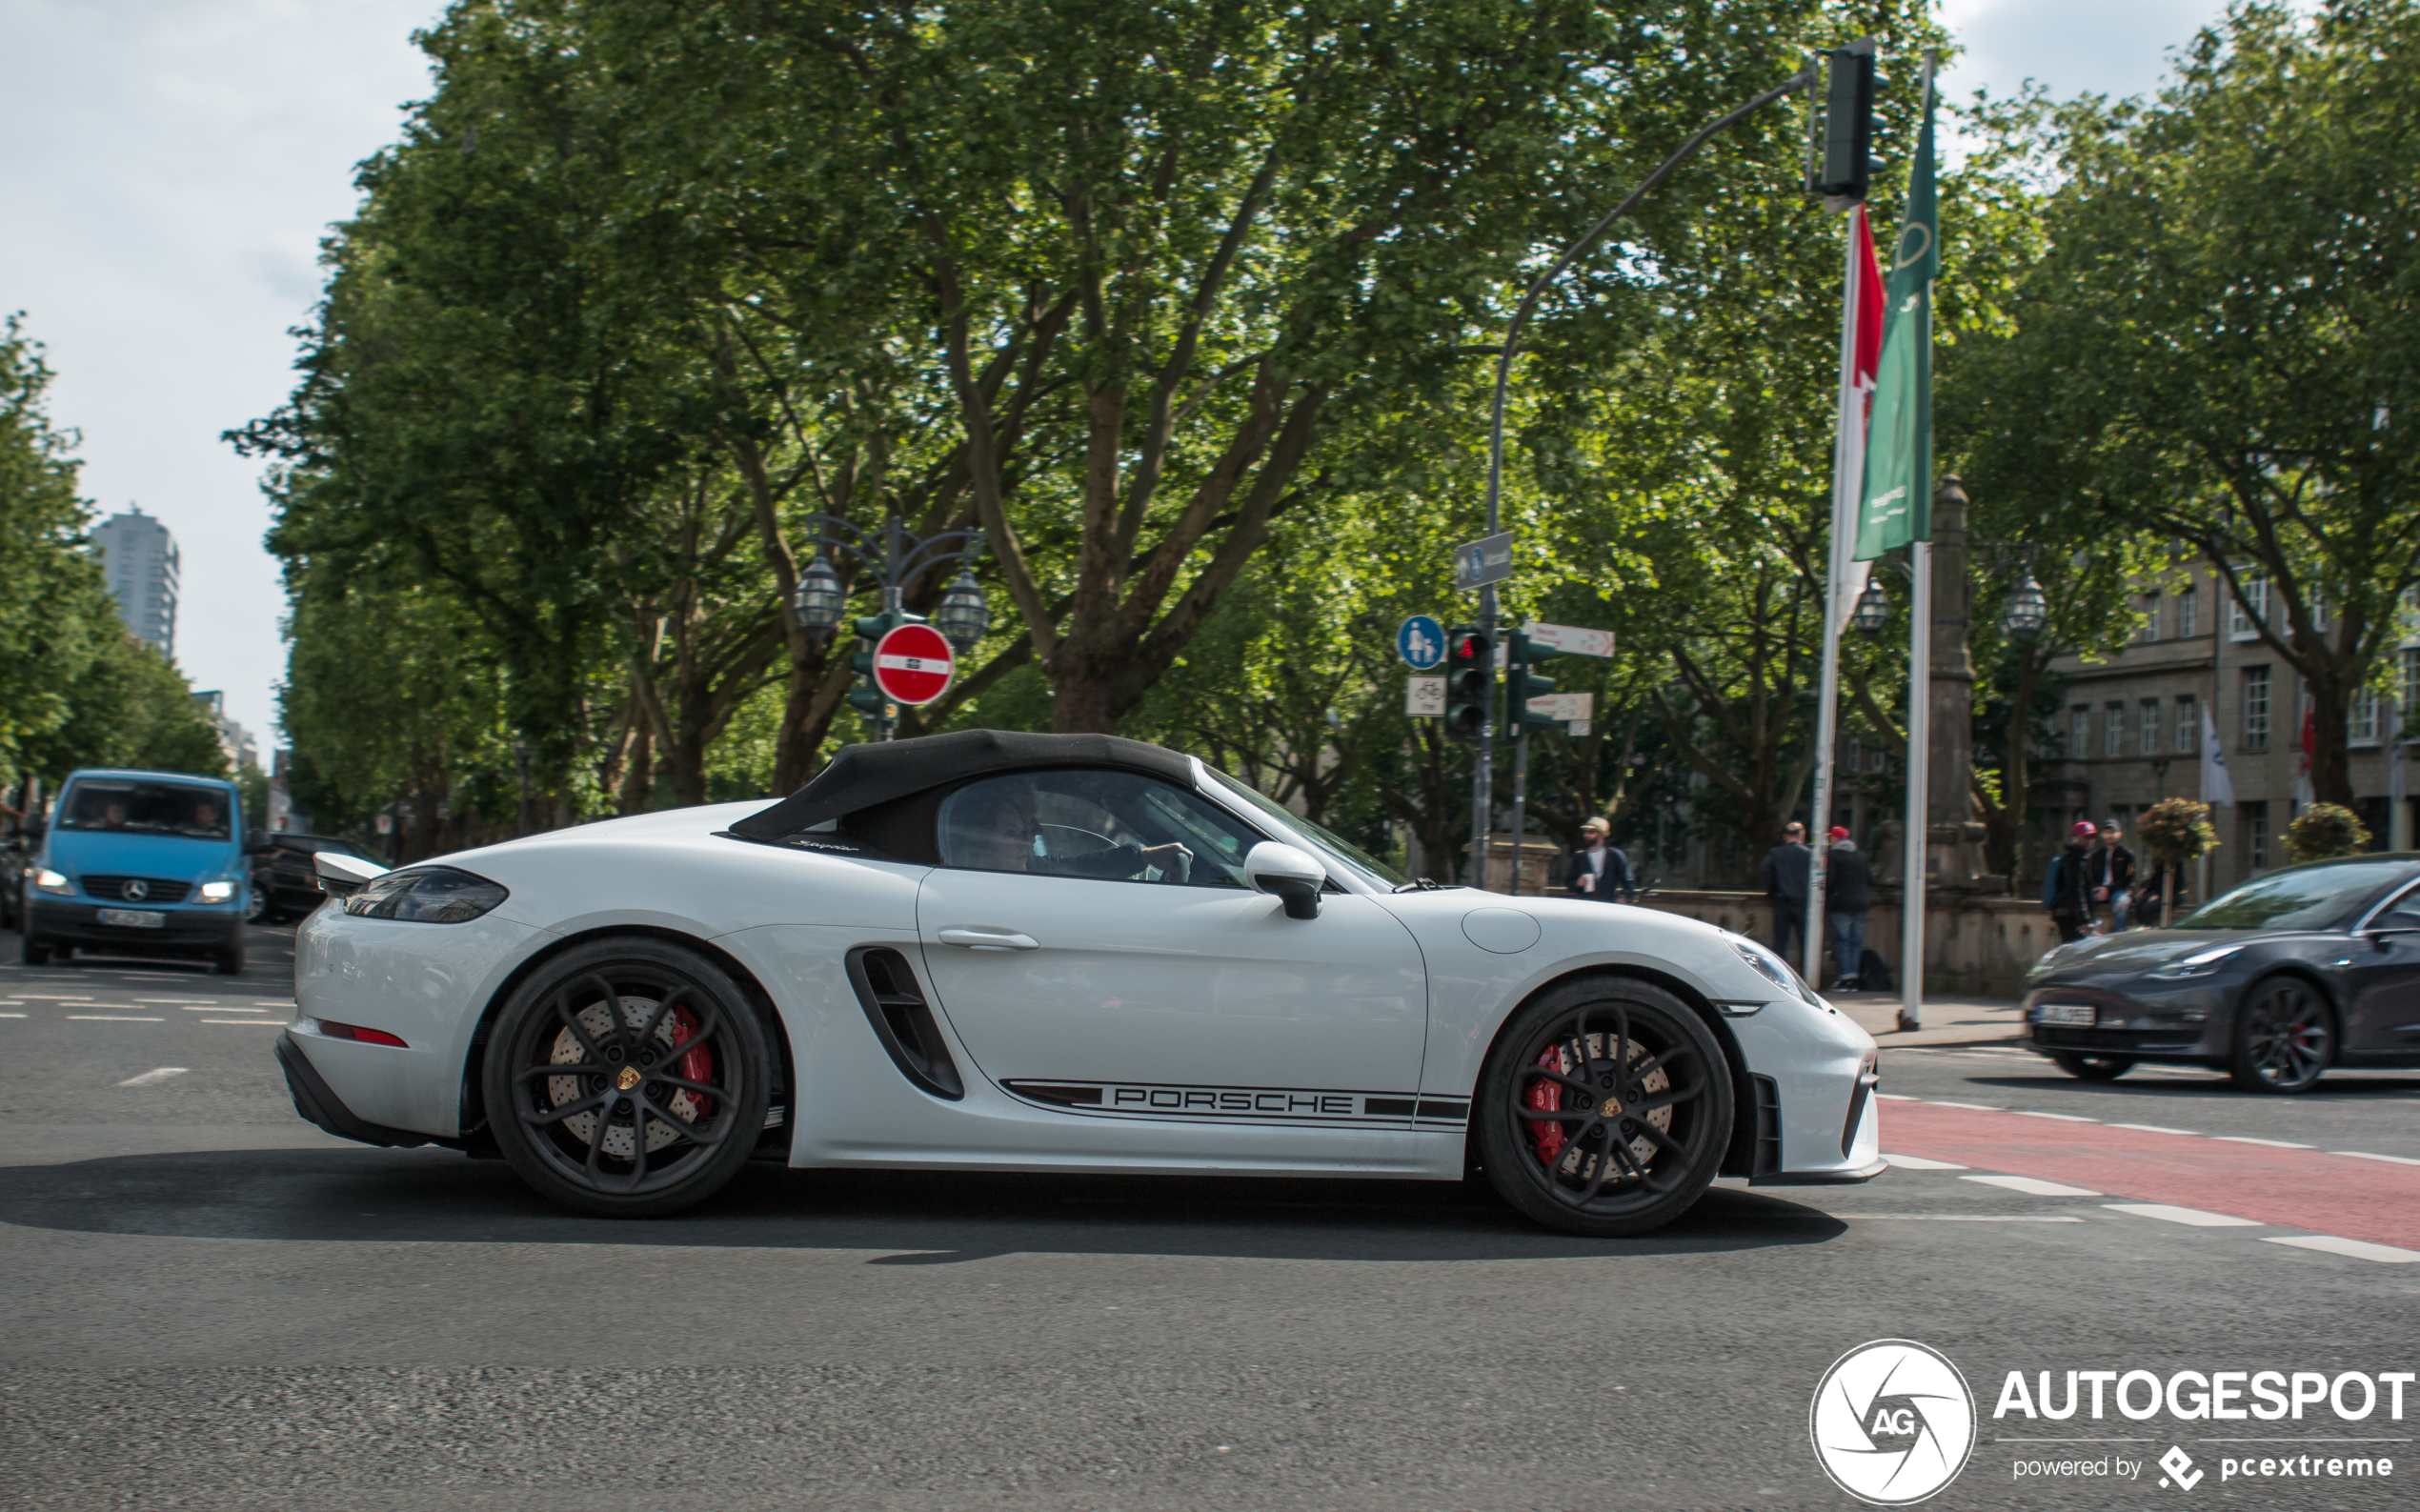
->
[786,513,988,739]
[932,566,991,656]
[1851,577,1893,636]
[791,556,846,642]
[2002,571,2049,642]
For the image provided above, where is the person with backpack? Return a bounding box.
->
[2044,820,2096,943]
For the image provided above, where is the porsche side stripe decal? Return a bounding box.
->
[1001,1079,1468,1125]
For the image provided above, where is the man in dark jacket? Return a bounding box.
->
[2088,818,2139,931]
[1824,826,1873,990]
[1761,821,1812,962]
[2047,819,2097,942]
[1564,816,1634,902]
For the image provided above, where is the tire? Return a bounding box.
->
[484,937,772,1218]
[215,937,245,976]
[21,936,50,966]
[1475,977,1733,1238]
[2049,1053,2133,1081]
[244,888,267,923]
[2229,977,2333,1094]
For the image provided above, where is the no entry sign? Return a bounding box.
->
[872,622,955,705]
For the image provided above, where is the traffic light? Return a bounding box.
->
[1809,42,1877,204]
[1505,629,1563,730]
[1443,627,1492,744]
[847,610,918,723]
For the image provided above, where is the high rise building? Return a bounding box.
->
[91,506,179,655]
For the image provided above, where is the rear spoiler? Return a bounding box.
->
[315,852,391,899]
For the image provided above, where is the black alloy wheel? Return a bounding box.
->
[485,937,772,1218]
[1475,978,1732,1238]
[2229,978,2334,1095]
[2049,1053,2133,1081]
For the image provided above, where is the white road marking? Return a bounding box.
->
[1875,1093,1920,1101]
[2014,1111,2099,1122]
[1961,1175,2103,1198]
[2214,1136,2312,1148]
[1852,1215,2084,1222]
[132,998,221,1004]
[66,1016,163,1022]
[116,1067,190,1087]
[201,1019,284,1026]
[2263,1235,2420,1264]
[1926,1100,2003,1110]
[2104,1203,2262,1228]
[2333,1151,2420,1166]
[1880,1153,1968,1170]
[2110,1122,2200,1135]
[180,1005,264,1012]
[0,1013,25,1018]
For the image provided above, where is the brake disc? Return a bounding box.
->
[547,995,710,1157]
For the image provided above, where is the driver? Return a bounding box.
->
[191,799,220,833]
[949,780,1190,879]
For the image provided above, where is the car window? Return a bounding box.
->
[937,771,1264,887]
[2174,860,2415,931]
[57,779,232,839]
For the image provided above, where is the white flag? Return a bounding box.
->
[2201,703,2235,807]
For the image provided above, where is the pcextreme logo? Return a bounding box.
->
[1810,1340,1978,1505]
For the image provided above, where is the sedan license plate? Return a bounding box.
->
[95,908,166,929]
[2037,1003,2096,1027]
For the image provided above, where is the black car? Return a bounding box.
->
[2024,854,2420,1093]
[249,835,381,923]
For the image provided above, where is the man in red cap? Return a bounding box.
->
[2043,819,2098,943]
[1824,825,1873,989]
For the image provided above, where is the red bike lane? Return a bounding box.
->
[1878,1099,2420,1251]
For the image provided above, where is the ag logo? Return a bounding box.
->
[1809,1340,1976,1505]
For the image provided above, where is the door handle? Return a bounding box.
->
[938,927,1039,951]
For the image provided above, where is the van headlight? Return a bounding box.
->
[33,868,73,896]
[342,865,509,923]
[198,880,237,902]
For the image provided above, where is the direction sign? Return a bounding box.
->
[1521,620,1615,658]
[1453,532,1513,591]
[872,622,955,706]
[1405,675,1444,716]
[1396,615,1445,669]
[1525,692,1594,722]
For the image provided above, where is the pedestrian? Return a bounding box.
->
[1824,825,1872,990]
[1760,821,1812,962]
[1564,816,1634,902]
[2045,819,2096,943]
[2089,817,2138,932]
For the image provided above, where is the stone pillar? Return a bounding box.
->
[1926,477,2000,893]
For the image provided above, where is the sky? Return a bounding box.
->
[0,0,2257,751]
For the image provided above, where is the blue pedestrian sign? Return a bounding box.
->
[1396,615,1446,670]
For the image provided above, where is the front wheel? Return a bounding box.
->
[2049,1053,2133,1081]
[484,937,772,1218]
[2229,978,2333,1094]
[1474,978,1732,1237]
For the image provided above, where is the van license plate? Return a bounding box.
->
[96,908,166,929]
[2037,1003,2095,1027]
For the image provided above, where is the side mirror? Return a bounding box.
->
[1242,841,1326,920]
[243,828,274,856]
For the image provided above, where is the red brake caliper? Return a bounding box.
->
[1525,1045,1567,1167]
[669,1006,715,1119]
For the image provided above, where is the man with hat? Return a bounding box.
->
[1564,816,1634,902]
[1824,825,1873,990]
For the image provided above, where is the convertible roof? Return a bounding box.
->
[727,729,1196,839]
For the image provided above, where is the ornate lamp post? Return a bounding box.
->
[788,514,989,739]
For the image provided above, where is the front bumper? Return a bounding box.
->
[2022,982,2228,1063]
[27,897,242,955]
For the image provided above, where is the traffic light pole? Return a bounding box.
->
[1472,64,1817,893]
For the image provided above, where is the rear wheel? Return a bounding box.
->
[2229,978,2333,1094]
[484,937,771,1218]
[1475,978,1732,1237]
[2049,1053,2133,1081]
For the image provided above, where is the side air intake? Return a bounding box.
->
[845,947,965,1100]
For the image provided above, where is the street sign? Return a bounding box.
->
[1453,532,1513,591]
[1567,718,1591,738]
[1525,692,1593,722]
[1405,675,1444,716]
[1521,620,1615,658]
[1396,615,1445,669]
[872,622,955,705]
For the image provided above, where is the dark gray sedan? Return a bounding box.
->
[2023,854,2420,1093]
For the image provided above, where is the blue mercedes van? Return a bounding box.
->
[19,768,269,974]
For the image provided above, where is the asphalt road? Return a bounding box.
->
[3,921,2416,1511]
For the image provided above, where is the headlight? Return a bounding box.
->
[2146,944,2245,979]
[198,880,237,902]
[33,868,72,896]
[1725,934,1822,1006]
[341,865,509,923]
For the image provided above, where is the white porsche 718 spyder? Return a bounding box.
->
[279,731,1882,1235]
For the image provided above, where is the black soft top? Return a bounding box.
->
[728,729,1198,840]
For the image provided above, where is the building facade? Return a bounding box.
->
[90,506,180,656]
[190,690,258,774]
[2041,564,2417,897]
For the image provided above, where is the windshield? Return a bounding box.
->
[57,779,232,840]
[2173,860,2411,932]
[1202,770,1407,889]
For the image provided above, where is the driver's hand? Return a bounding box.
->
[1139,842,1192,870]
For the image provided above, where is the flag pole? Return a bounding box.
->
[1896,51,1938,1035]
[1804,214,1866,989]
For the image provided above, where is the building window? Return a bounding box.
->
[2229,574,2270,639]
[2244,800,2269,873]
[2242,667,2269,749]
[2177,584,2198,638]
[2349,690,2382,746]
[2141,699,2161,755]
[2140,591,2161,641]
[2070,706,2092,760]
[2106,702,2127,757]
[2175,694,2198,755]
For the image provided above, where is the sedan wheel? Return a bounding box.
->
[2229,978,2333,1095]
[1475,978,1732,1237]
[485,938,772,1217]
[2049,1053,2133,1082]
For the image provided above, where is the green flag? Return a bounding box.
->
[1853,80,1940,561]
